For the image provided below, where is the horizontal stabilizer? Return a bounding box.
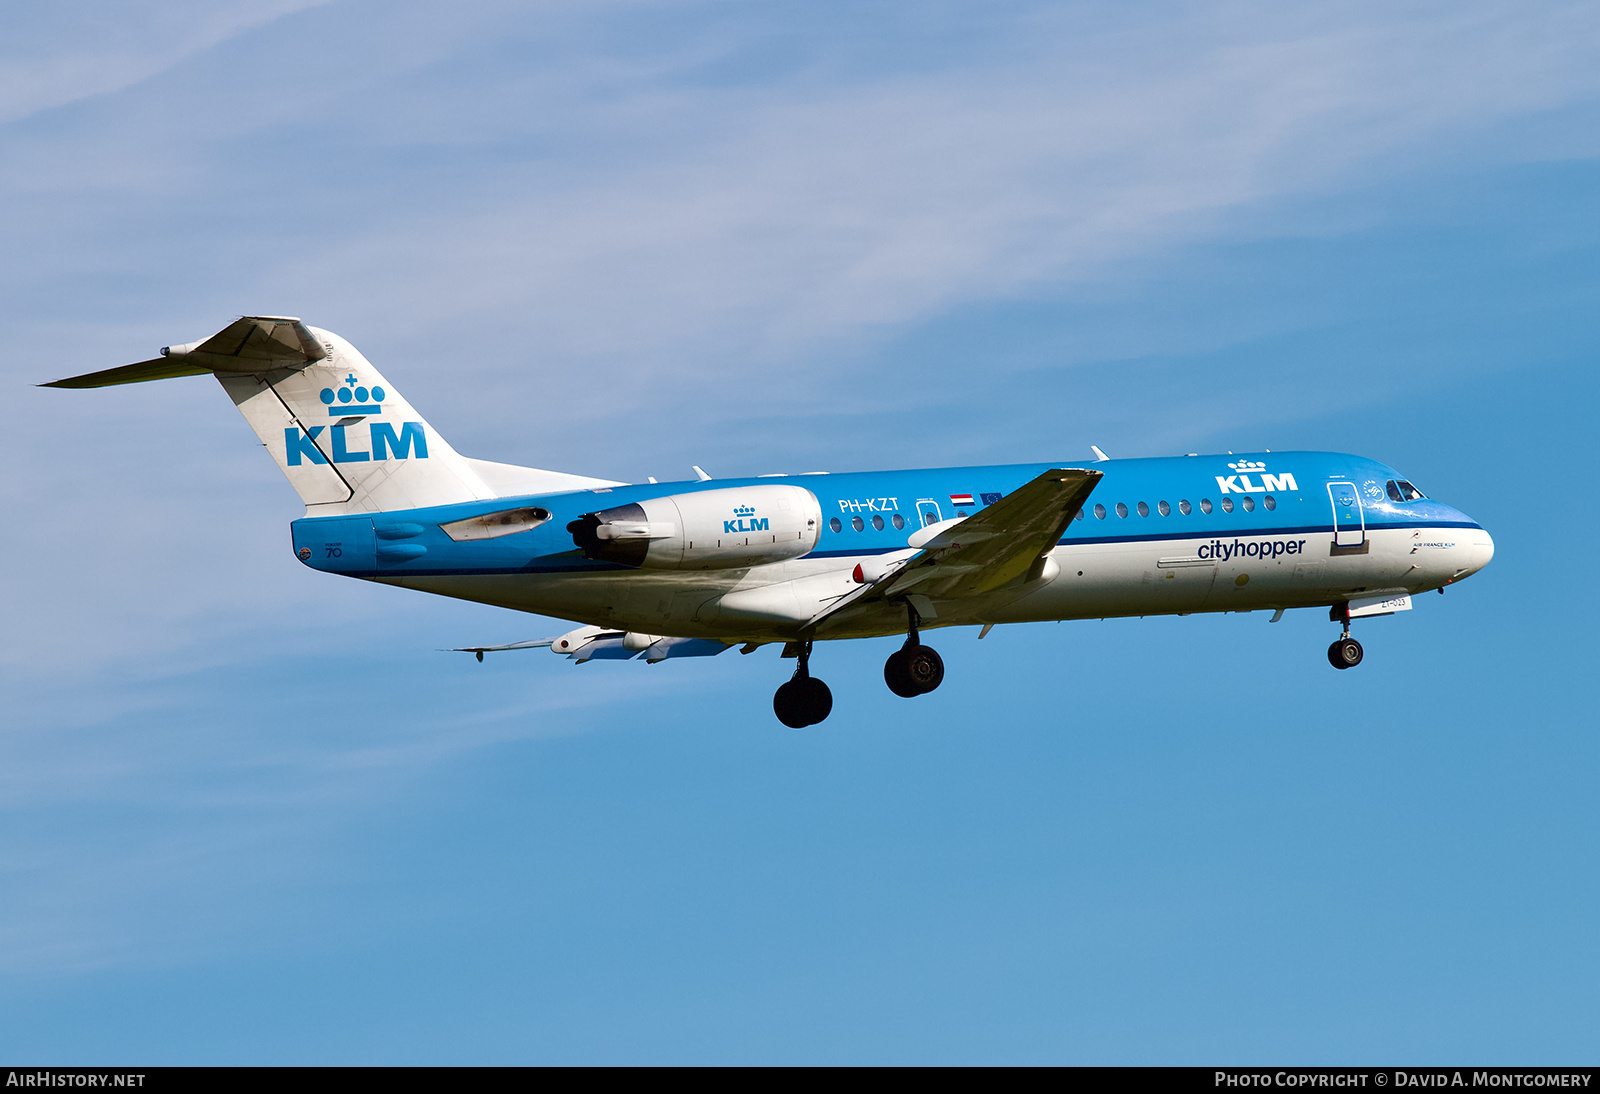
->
[168,315,327,370]
[40,358,212,389]
[41,316,327,389]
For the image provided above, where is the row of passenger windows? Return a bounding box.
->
[1080,495,1277,520]
[830,513,908,533]
[825,494,1280,533]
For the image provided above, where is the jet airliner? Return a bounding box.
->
[46,317,1495,727]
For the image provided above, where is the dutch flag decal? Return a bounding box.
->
[949,493,975,507]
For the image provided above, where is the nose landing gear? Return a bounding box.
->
[884,601,945,697]
[773,640,832,728]
[1327,603,1363,669]
[1328,636,1364,669]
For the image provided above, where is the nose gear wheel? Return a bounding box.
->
[1328,636,1364,669]
[1326,602,1364,669]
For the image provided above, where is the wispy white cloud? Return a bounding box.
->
[0,0,334,127]
[263,2,1600,383]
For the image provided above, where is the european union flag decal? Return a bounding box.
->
[980,492,1002,505]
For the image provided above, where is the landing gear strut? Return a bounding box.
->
[773,640,833,728]
[884,601,944,698]
[1327,603,1363,670]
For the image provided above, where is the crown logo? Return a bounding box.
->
[733,504,756,517]
[319,373,387,413]
[1227,460,1266,473]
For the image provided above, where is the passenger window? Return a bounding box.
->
[1386,480,1404,503]
[871,514,884,531]
[829,517,842,533]
[1241,496,1255,512]
[1158,500,1170,516]
[1221,498,1234,513]
[1115,502,1128,518]
[1179,500,1192,515]
[1094,504,1106,519]
[1074,509,1085,521]
[851,516,865,532]
[1137,502,1149,517]
[892,513,905,530]
[1397,480,1425,501]
[1263,495,1276,511]
[1200,498,1212,514]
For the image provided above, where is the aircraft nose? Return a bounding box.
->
[1447,521,1494,582]
[1471,527,1495,573]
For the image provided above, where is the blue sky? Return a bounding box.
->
[2,0,1597,1064]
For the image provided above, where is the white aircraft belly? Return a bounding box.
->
[381,523,1464,640]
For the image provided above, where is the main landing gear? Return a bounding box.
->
[773,640,833,728]
[884,601,944,698]
[771,603,945,726]
[1327,603,1363,670]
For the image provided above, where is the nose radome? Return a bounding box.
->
[1471,528,1495,574]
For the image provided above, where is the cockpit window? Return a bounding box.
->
[1387,479,1426,502]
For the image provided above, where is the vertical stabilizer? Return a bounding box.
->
[213,324,493,513]
[43,316,620,513]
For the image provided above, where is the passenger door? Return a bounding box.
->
[1327,481,1365,548]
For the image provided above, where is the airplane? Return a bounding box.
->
[44,316,1495,728]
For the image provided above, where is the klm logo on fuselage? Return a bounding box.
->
[1216,460,1296,495]
[724,504,768,534]
[285,421,428,465]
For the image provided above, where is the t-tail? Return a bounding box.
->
[42,316,618,513]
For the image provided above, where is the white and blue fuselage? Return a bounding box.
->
[290,451,1491,641]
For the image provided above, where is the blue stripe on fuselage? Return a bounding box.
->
[289,450,1480,577]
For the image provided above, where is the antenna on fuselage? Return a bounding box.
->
[1089,446,1110,462]
[692,466,712,481]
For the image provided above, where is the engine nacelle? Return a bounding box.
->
[568,484,822,570]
